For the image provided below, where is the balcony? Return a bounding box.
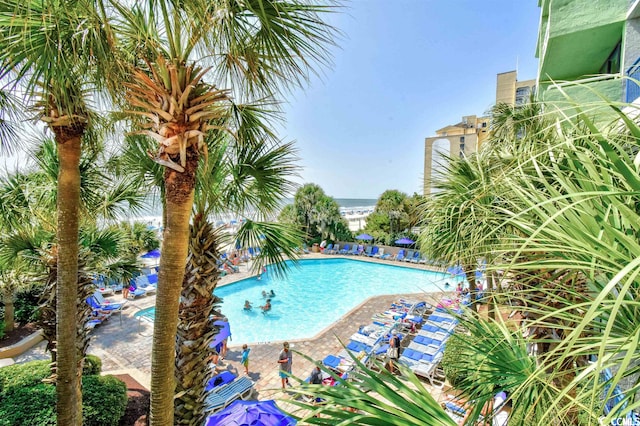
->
[626,58,640,103]
[540,75,623,122]
[541,74,623,103]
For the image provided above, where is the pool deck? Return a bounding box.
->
[15,253,450,402]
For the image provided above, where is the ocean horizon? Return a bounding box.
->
[134,196,377,222]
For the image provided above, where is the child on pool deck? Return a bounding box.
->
[241,344,250,375]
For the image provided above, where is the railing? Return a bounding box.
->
[626,57,640,103]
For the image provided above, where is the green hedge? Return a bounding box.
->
[82,375,128,426]
[441,333,475,388]
[83,354,102,376]
[0,359,128,426]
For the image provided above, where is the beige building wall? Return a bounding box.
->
[423,70,533,195]
[496,71,518,104]
[422,116,488,195]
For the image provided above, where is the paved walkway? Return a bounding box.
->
[16,253,449,401]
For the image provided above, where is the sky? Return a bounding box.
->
[277,0,542,199]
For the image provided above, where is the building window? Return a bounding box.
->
[599,41,621,74]
[515,86,531,105]
[481,122,487,128]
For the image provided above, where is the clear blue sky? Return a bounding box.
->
[278,0,541,199]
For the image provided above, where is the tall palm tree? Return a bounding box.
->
[111,1,337,423]
[174,112,302,424]
[0,3,123,422]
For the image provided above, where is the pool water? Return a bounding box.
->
[214,258,454,344]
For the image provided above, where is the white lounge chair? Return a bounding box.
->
[135,275,157,294]
[204,376,255,413]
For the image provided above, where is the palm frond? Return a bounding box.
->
[234,220,303,278]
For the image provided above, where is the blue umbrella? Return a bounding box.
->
[140,249,161,258]
[355,233,374,241]
[205,400,296,426]
[394,237,414,245]
[209,320,231,348]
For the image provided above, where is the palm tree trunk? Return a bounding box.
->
[464,268,477,313]
[55,132,82,426]
[487,271,496,320]
[3,287,14,333]
[150,153,197,426]
[174,213,221,425]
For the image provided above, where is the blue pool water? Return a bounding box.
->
[214,258,453,344]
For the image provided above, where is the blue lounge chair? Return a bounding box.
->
[87,296,124,324]
[339,244,350,255]
[205,371,236,392]
[403,250,415,262]
[204,376,255,413]
[364,246,373,256]
[127,280,147,299]
[348,245,359,255]
[409,251,421,263]
[395,249,406,261]
[322,243,333,254]
[93,291,127,310]
[135,275,157,294]
[368,246,379,257]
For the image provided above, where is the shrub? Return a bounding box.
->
[0,321,5,340]
[0,382,56,426]
[0,360,50,393]
[441,333,475,388]
[83,354,102,376]
[82,375,128,426]
[13,288,43,325]
[0,360,128,426]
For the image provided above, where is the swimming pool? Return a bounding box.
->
[215,258,454,344]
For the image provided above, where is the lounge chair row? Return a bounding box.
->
[398,307,458,385]
[323,244,440,265]
[322,299,428,375]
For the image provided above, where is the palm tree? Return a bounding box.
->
[174,113,302,424]
[0,138,144,425]
[419,150,510,313]
[294,183,325,239]
[0,3,124,422]
[485,100,640,423]
[111,1,337,423]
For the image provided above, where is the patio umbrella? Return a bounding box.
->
[205,400,296,426]
[355,233,373,241]
[140,249,161,259]
[209,320,231,348]
[394,237,415,246]
[139,249,161,266]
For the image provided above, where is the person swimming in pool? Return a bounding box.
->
[260,299,271,313]
[262,290,268,298]
[269,289,276,297]
[244,300,252,310]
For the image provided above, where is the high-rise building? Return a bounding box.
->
[422,71,534,195]
[536,0,640,104]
